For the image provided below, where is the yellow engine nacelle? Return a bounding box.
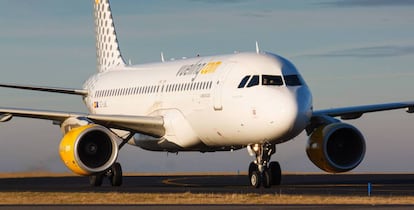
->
[59,124,119,176]
[306,123,366,173]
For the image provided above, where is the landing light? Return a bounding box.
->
[253,144,260,152]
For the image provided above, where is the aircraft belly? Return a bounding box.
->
[130,134,182,152]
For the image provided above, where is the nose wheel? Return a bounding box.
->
[247,143,281,188]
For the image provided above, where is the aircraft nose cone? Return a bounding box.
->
[270,86,312,141]
[289,86,313,137]
[263,90,300,140]
[282,93,301,131]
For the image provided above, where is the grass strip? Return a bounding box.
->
[1,192,414,205]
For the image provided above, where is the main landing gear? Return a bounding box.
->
[89,162,123,187]
[247,143,281,188]
[88,132,135,187]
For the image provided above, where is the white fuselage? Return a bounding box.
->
[83,52,313,152]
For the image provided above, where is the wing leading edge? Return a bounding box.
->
[0,83,88,96]
[313,101,414,120]
[0,107,165,137]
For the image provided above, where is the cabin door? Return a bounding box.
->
[213,63,233,111]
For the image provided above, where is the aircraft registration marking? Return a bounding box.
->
[93,101,107,108]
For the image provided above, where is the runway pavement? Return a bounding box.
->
[1,173,414,196]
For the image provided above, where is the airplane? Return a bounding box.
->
[0,0,413,188]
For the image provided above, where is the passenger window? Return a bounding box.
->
[262,75,283,86]
[246,75,259,88]
[238,75,250,88]
[284,75,302,86]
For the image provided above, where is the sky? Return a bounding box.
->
[0,0,414,174]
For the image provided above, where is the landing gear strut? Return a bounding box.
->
[89,162,123,187]
[247,143,281,188]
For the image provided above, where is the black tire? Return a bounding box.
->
[250,170,261,188]
[110,162,123,187]
[269,161,281,185]
[262,169,271,188]
[248,162,258,178]
[89,174,103,187]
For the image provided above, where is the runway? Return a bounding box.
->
[1,173,414,196]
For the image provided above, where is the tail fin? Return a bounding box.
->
[94,0,125,72]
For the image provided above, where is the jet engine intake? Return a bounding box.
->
[306,123,365,173]
[59,124,119,175]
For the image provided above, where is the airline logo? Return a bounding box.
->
[200,61,222,75]
[176,61,222,77]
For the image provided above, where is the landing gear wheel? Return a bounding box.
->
[262,170,271,188]
[109,162,123,186]
[250,170,261,188]
[269,161,281,185]
[247,143,280,188]
[248,162,258,179]
[89,174,103,187]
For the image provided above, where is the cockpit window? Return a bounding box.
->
[246,75,260,88]
[238,75,251,88]
[238,74,301,88]
[262,75,283,86]
[284,75,302,86]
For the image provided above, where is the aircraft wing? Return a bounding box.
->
[87,114,165,137]
[0,83,88,96]
[0,107,165,137]
[313,101,414,120]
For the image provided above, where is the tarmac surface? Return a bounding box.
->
[2,173,414,209]
[0,173,414,196]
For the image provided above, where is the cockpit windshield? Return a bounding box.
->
[284,75,302,86]
[237,74,303,88]
[262,75,283,86]
[238,75,250,88]
[246,75,260,87]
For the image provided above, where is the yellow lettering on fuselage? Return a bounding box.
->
[176,61,222,77]
[200,61,222,75]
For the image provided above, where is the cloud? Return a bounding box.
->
[306,45,414,58]
[320,0,414,7]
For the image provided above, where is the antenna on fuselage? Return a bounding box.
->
[161,52,165,62]
[255,41,260,54]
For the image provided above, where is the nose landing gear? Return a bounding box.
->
[247,143,281,188]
